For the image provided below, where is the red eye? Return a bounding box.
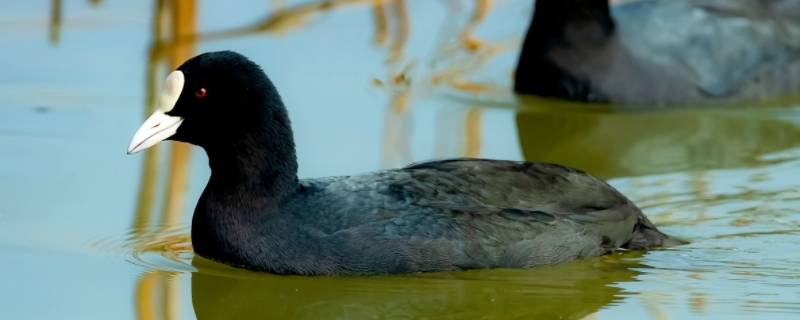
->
[195,88,207,98]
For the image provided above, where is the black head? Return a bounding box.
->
[534,0,613,25]
[514,0,615,97]
[127,51,289,153]
[527,0,615,46]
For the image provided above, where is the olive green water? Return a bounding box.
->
[2,1,800,319]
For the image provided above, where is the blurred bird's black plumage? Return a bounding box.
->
[515,0,800,106]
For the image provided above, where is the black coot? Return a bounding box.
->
[128,51,681,275]
[515,0,800,106]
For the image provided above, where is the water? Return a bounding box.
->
[1,1,799,319]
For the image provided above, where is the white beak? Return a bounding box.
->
[127,111,184,154]
[127,71,186,154]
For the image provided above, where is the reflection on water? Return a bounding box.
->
[191,253,641,320]
[610,160,800,319]
[515,98,800,179]
[134,0,198,317]
[3,0,800,319]
[49,0,62,44]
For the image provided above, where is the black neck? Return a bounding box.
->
[528,0,615,42]
[514,0,615,98]
[193,111,298,268]
[202,106,299,201]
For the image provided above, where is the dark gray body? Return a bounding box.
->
[611,0,800,103]
[515,0,800,106]
[192,159,674,275]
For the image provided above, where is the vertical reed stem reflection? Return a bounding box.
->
[133,0,169,232]
[381,90,412,168]
[135,272,159,320]
[460,0,491,42]
[135,272,182,320]
[133,146,161,230]
[135,1,197,319]
[372,0,388,44]
[387,0,409,62]
[161,0,196,228]
[465,108,483,157]
[49,0,62,44]
[162,274,181,320]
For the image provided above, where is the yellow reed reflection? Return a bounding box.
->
[134,0,198,319]
[377,0,497,165]
[48,0,62,44]
[429,0,514,96]
[135,271,184,320]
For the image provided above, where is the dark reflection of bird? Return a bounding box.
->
[191,253,642,319]
[127,51,681,275]
[515,0,800,106]
[515,102,800,179]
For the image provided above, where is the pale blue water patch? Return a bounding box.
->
[598,157,800,319]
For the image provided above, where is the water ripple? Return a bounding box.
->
[88,226,194,273]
